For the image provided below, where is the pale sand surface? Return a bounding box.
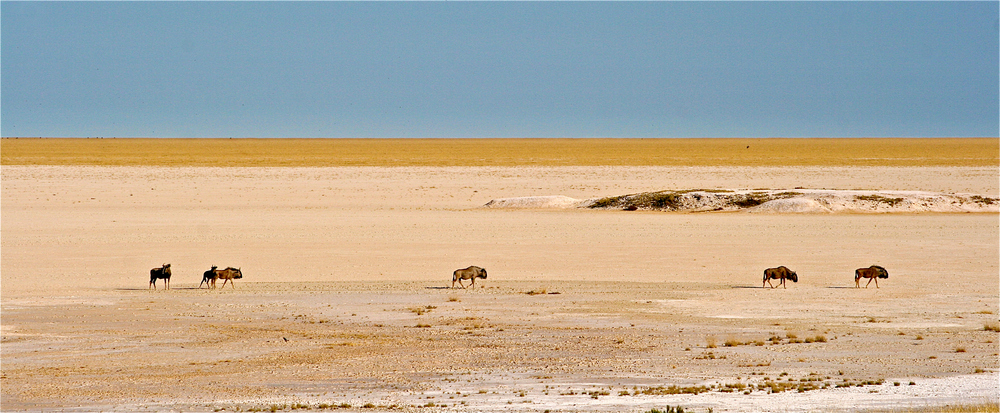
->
[2,165,998,412]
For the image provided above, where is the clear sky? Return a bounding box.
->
[2,2,997,138]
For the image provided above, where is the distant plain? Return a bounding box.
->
[2,137,997,167]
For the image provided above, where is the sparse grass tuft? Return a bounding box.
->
[862,402,998,412]
[409,305,436,315]
[645,407,687,413]
[634,385,710,396]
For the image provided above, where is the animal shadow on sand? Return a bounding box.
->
[117,287,217,291]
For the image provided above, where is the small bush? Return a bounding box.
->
[970,195,998,205]
[984,322,1000,332]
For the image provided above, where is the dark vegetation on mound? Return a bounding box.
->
[854,194,905,207]
[589,190,803,211]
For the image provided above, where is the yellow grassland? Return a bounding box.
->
[1,137,996,167]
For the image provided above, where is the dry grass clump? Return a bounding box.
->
[717,333,826,348]
[625,377,889,397]
[409,305,436,315]
[645,406,690,413]
[862,402,999,412]
[970,196,998,205]
[705,336,718,349]
[628,385,711,396]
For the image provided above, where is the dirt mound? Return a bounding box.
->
[486,190,999,213]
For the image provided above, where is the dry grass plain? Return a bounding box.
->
[2,137,997,167]
[2,138,998,412]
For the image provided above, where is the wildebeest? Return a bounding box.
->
[200,266,218,289]
[855,265,888,288]
[149,263,172,290]
[452,266,487,289]
[763,266,798,289]
[215,267,242,289]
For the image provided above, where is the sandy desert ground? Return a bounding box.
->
[2,139,998,412]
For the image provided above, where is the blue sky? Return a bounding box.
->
[2,2,997,138]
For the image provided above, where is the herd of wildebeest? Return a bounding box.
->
[147,264,243,290]
[149,262,889,290]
